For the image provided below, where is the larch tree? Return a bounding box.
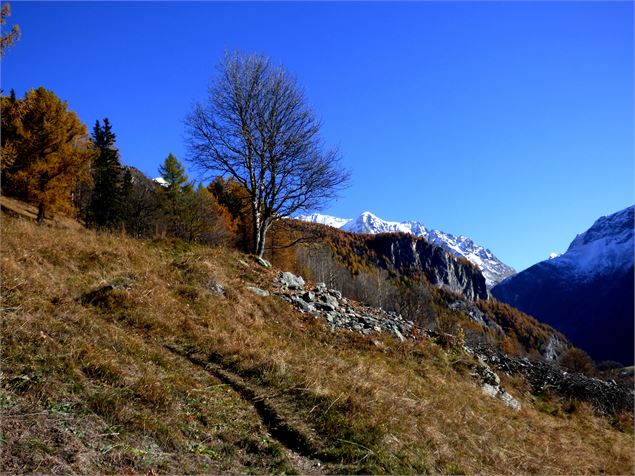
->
[0,89,23,186]
[186,52,350,258]
[158,153,188,220]
[0,2,20,57]
[88,118,124,229]
[157,154,232,244]
[1,87,94,223]
[158,153,189,237]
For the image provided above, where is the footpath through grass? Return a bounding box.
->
[1,210,633,474]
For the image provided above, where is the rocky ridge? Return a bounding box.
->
[363,233,489,300]
[270,271,633,416]
[298,211,516,287]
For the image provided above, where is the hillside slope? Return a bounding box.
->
[1,208,633,475]
[285,220,574,360]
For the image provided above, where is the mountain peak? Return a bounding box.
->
[492,205,635,364]
[298,211,515,287]
[557,205,634,278]
[295,213,351,228]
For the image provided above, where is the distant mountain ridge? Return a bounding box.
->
[297,211,516,288]
[492,205,635,365]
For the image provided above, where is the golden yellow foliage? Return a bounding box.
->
[0,2,20,56]
[1,88,95,222]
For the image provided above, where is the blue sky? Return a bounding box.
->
[2,1,633,271]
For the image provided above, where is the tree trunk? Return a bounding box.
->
[36,202,45,224]
[252,216,261,257]
[255,224,266,258]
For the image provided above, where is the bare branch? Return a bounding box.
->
[185,51,350,257]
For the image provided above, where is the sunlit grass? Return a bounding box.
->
[1,202,633,474]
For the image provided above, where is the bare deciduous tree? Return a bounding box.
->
[186,52,350,258]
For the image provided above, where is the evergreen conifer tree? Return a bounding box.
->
[88,118,124,229]
[158,153,188,235]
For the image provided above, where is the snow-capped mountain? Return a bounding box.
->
[557,206,634,277]
[492,205,634,364]
[296,213,351,229]
[341,212,428,236]
[297,211,516,287]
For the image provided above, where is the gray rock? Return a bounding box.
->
[294,299,315,313]
[499,390,522,411]
[207,281,225,295]
[316,301,336,312]
[472,357,501,387]
[279,271,305,289]
[329,289,342,300]
[481,383,521,411]
[246,286,269,297]
[319,294,339,310]
[314,282,327,293]
[392,326,406,342]
[481,383,498,399]
[301,291,315,302]
[254,257,272,269]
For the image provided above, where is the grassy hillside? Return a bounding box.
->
[1,205,633,474]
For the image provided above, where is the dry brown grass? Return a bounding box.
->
[1,205,633,475]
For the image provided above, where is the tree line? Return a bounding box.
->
[1,52,349,257]
[1,87,240,245]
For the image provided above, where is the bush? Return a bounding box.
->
[558,348,596,375]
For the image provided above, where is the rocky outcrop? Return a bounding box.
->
[246,286,270,297]
[275,274,412,340]
[271,271,632,416]
[279,272,305,290]
[448,299,571,360]
[477,348,634,416]
[472,356,522,411]
[363,234,488,300]
[273,272,519,410]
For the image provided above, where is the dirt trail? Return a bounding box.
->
[164,344,326,474]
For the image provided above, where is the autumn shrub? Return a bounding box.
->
[558,348,597,375]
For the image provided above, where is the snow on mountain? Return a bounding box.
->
[153,177,168,187]
[492,205,634,364]
[546,205,634,280]
[297,211,515,287]
[341,211,429,236]
[296,213,351,229]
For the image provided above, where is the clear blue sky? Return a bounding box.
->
[2,1,633,271]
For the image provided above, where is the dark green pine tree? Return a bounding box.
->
[87,118,124,229]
